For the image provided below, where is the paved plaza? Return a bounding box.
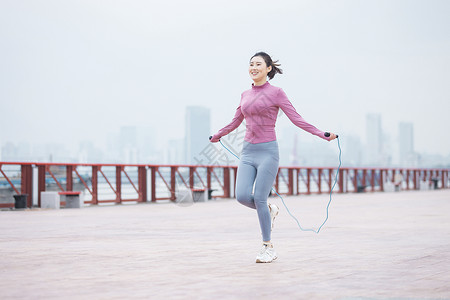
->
[0,190,449,299]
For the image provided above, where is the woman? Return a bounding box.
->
[210,52,337,263]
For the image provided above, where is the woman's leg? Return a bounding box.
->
[235,161,257,209]
[253,157,279,242]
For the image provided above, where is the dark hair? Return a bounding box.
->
[250,52,283,80]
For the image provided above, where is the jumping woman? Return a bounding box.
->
[209,52,337,263]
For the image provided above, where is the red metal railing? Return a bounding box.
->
[0,162,449,208]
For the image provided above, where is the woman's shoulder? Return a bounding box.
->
[268,82,285,93]
[263,83,285,98]
[268,82,282,89]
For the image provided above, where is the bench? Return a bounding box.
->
[58,191,82,208]
[191,188,218,201]
[357,185,367,193]
[207,188,217,200]
[191,188,207,202]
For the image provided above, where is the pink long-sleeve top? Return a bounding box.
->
[211,81,329,144]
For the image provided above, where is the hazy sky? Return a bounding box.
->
[1,0,449,156]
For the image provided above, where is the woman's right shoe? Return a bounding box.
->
[268,203,279,230]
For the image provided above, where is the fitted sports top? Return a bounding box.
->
[211,81,329,144]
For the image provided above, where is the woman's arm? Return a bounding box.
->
[210,105,244,142]
[277,88,330,141]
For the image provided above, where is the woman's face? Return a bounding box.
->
[249,56,272,83]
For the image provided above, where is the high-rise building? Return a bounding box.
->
[120,126,138,163]
[138,127,157,163]
[185,106,210,164]
[166,138,184,164]
[366,113,383,166]
[398,122,415,166]
[345,135,363,166]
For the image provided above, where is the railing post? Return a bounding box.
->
[445,170,449,188]
[362,169,366,191]
[327,169,331,193]
[442,170,447,189]
[338,168,344,193]
[435,169,439,188]
[138,166,147,202]
[288,168,294,195]
[413,169,418,190]
[37,165,46,207]
[380,169,384,192]
[116,166,122,203]
[306,169,311,195]
[353,169,358,193]
[21,164,33,207]
[318,169,322,194]
[92,166,98,205]
[223,167,230,198]
[345,169,349,192]
[189,167,195,189]
[232,166,238,198]
[66,165,73,192]
[151,167,156,202]
[207,167,212,192]
[405,170,410,190]
[170,167,176,201]
[399,169,404,189]
[370,169,375,192]
[421,169,424,188]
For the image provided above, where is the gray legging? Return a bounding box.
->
[235,141,279,242]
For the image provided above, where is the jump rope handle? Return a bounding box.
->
[325,132,339,139]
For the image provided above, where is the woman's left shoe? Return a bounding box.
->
[256,243,278,263]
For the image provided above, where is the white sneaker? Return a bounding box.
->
[255,243,278,263]
[268,203,279,231]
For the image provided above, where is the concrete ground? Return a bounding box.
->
[0,190,449,300]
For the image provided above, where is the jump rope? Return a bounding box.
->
[213,133,342,234]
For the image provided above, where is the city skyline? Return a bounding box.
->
[1,109,449,168]
[1,1,449,160]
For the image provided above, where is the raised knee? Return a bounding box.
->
[236,194,250,204]
[236,192,253,206]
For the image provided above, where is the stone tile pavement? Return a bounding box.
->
[0,190,449,299]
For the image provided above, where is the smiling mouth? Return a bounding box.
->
[251,72,259,75]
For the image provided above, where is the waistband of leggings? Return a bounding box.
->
[242,140,279,151]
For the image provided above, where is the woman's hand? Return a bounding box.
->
[328,133,337,141]
[209,135,220,143]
